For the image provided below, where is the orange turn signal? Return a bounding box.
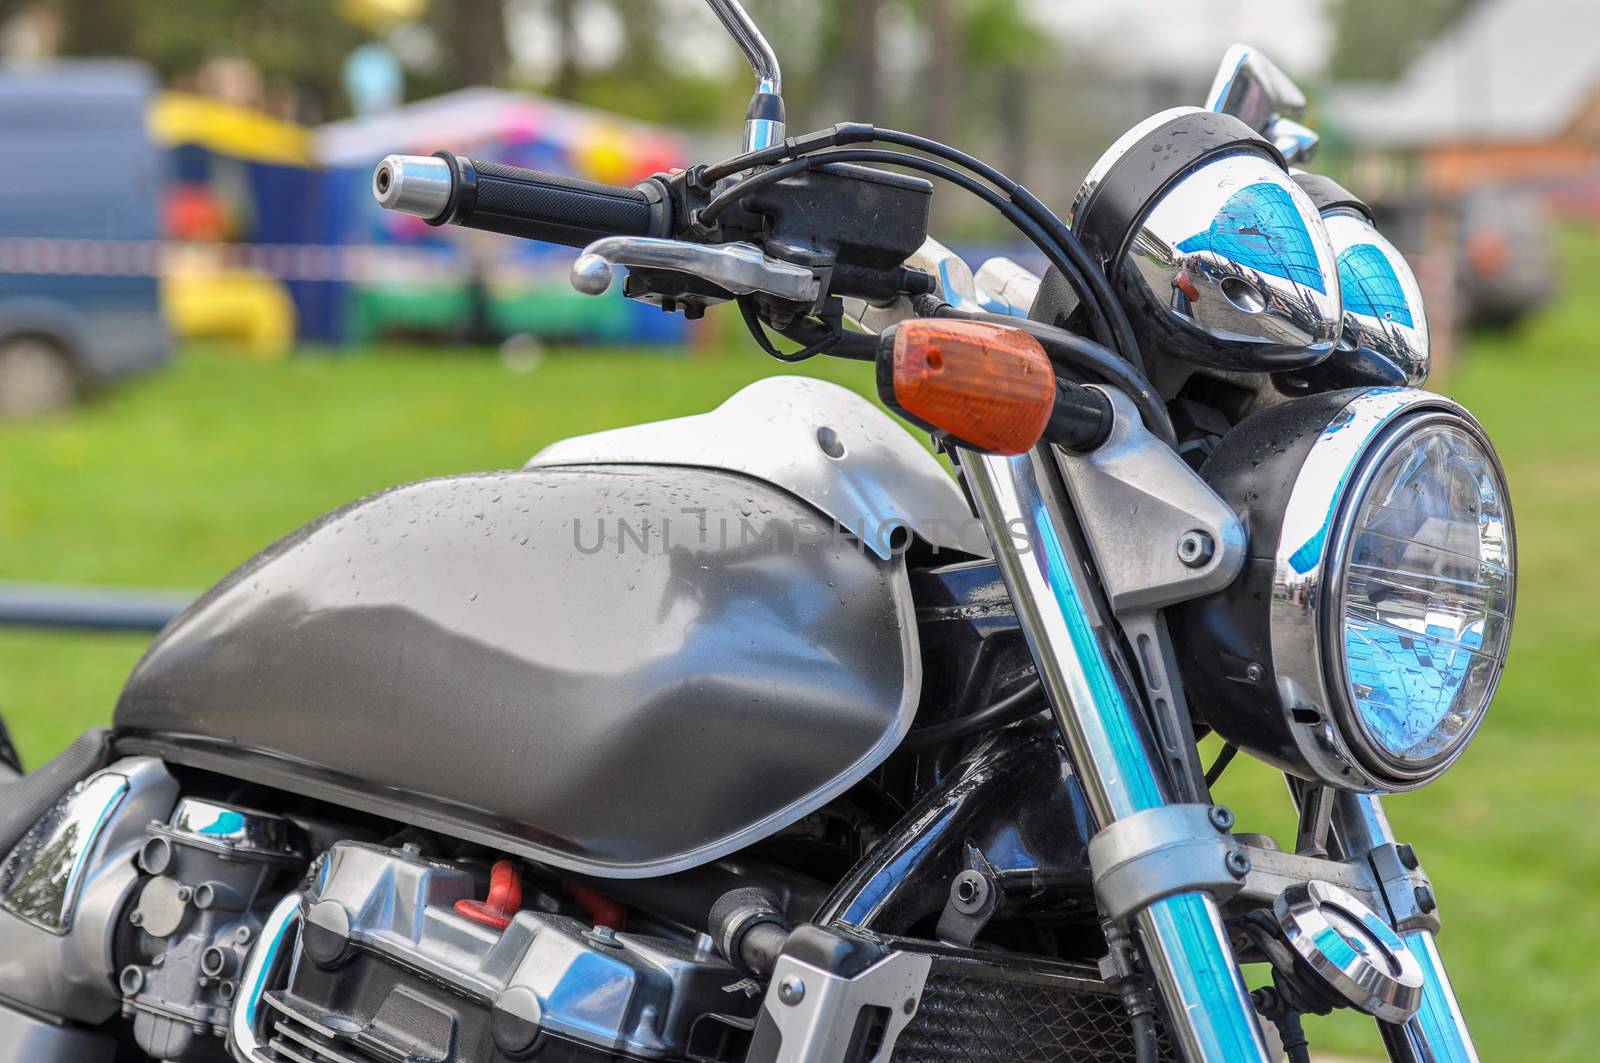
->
[878,319,1057,455]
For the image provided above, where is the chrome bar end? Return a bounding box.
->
[373,154,453,220]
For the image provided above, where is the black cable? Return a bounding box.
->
[1205,743,1240,788]
[698,147,1122,357]
[778,317,877,360]
[736,297,836,362]
[925,303,1177,447]
[1131,1010,1161,1063]
[1251,986,1313,1063]
[902,679,1047,748]
[699,124,1148,379]
[860,127,1147,381]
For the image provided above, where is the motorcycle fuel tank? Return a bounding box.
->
[115,460,925,879]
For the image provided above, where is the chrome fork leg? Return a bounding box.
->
[963,447,1271,1063]
[1334,793,1481,1063]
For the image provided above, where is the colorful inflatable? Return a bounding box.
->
[315,88,690,347]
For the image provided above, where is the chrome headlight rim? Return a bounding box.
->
[1271,387,1515,791]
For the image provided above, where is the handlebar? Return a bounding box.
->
[373,153,672,248]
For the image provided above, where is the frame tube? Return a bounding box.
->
[963,446,1271,1062]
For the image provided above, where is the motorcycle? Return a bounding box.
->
[0,4,1509,1061]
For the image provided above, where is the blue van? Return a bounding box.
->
[0,61,170,414]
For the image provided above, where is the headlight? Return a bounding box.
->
[1175,388,1515,791]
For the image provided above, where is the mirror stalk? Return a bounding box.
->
[705,0,786,152]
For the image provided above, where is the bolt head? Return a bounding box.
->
[777,974,806,1006]
[1208,805,1235,832]
[585,923,622,948]
[1396,843,1420,870]
[1245,662,1265,682]
[950,870,990,915]
[1414,885,1437,914]
[1177,530,1215,568]
[1225,850,1252,879]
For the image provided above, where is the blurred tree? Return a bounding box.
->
[1327,0,1480,80]
[564,0,749,126]
[959,0,1043,179]
[51,0,133,56]
[920,0,959,143]
[35,0,369,120]
[844,0,883,118]
[438,0,509,89]
[549,0,581,99]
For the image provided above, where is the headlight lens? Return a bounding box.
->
[1331,416,1514,772]
[1174,388,1516,792]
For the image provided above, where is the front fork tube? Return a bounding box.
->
[962,446,1272,1063]
[1334,793,1481,1063]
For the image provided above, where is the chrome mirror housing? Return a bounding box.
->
[1071,107,1342,374]
[1208,44,1319,165]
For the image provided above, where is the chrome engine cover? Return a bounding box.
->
[0,757,178,1026]
[232,842,759,1061]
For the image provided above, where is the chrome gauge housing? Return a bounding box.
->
[1277,173,1430,392]
[1174,388,1516,791]
[1071,107,1342,373]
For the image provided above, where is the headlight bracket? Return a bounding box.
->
[1056,386,1248,804]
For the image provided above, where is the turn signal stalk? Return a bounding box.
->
[878,319,1111,455]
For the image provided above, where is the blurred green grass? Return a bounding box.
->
[2,229,1598,1059]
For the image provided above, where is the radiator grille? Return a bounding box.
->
[892,963,1176,1062]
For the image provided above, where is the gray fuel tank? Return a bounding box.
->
[116,462,925,877]
[116,464,921,877]
[116,378,975,880]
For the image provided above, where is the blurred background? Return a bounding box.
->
[0,1,1596,1058]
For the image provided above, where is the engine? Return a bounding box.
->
[0,724,1176,1063]
[240,841,759,1062]
[0,757,762,1063]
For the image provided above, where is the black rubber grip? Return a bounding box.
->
[446,155,661,247]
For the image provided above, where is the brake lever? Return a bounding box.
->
[571,236,821,304]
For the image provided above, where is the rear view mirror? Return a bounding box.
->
[1206,44,1305,131]
[1206,45,1319,164]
